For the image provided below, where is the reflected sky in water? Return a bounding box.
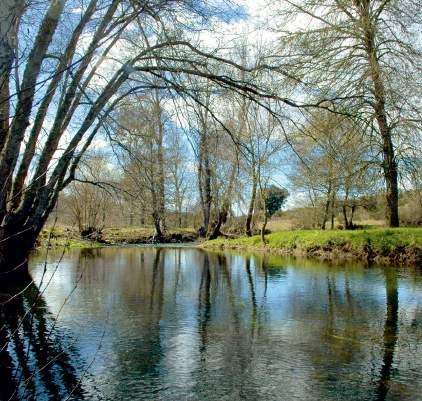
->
[2,247,421,400]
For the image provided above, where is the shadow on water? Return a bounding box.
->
[0,282,85,401]
[375,268,398,401]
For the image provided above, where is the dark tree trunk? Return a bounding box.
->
[380,125,399,227]
[0,225,35,288]
[321,199,330,230]
[330,190,336,229]
[198,130,212,237]
[321,180,332,230]
[208,209,228,240]
[342,205,350,229]
[151,175,163,239]
[152,211,163,239]
[245,170,257,237]
[208,161,237,240]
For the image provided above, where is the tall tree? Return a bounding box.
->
[117,95,168,238]
[274,0,422,227]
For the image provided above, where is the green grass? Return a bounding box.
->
[204,228,422,263]
[103,226,196,242]
[38,226,101,249]
[37,225,198,249]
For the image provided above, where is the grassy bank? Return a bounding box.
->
[37,225,198,249]
[37,226,101,249]
[203,228,422,266]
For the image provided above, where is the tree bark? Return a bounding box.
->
[342,204,350,229]
[245,168,257,237]
[208,161,237,240]
[198,120,212,237]
[0,0,23,154]
[155,95,166,234]
[330,190,336,230]
[0,0,66,213]
[321,182,332,230]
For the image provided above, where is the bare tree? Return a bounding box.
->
[65,153,115,236]
[290,110,379,229]
[117,94,169,238]
[274,0,422,227]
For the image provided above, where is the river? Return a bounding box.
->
[1,246,421,400]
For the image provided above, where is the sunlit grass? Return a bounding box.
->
[38,225,198,248]
[204,228,422,263]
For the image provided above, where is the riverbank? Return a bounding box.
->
[202,228,422,266]
[37,226,198,249]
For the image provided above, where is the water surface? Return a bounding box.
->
[1,246,422,400]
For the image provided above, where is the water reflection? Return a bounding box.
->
[1,247,421,400]
[376,269,398,401]
[0,282,84,400]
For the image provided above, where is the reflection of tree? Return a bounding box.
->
[261,256,268,298]
[215,253,260,400]
[218,254,241,328]
[150,248,164,310]
[0,283,84,400]
[19,247,412,401]
[113,248,165,384]
[198,252,212,354]
[246,256,258,334]
[375,268,398,401]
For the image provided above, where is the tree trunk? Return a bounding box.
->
[0,225,35,287]
[260,211,268,245]
[330,191,336,230]
[379,123,399,227]
[245,169,257,237]
[152,211,163,239]
[363,14,399,227]
[208,159,237,240]
[0,0,22,153]
[342,205,349,229]
[0,0,66,214]
[156,97,166,234]
[208,210,226,240]
[198,128,212,237]
[178,207,182,228]
[321,180,332,230]
[151,182,163,239]
[321,199,330,230]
